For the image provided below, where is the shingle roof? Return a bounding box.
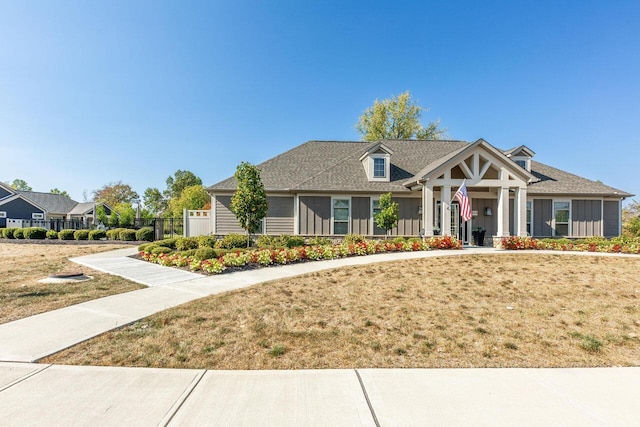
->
[207,140,632,198]
[68,202,95,215]
[17,191,79,214]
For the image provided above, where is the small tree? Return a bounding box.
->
[230,162,268,247]
[96,205,108,226]
[375,192,399,239]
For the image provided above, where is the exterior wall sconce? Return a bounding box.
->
[418,206,423,215]
[484,207,492,216]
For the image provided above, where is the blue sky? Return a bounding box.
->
[1,1,639,204]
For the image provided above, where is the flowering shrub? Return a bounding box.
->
[139,236,463,275]
[501,236,640,254]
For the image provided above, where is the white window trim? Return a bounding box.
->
[526,200,533,236]
[0,211,6,218]
[331,196,351,235]
[370,197,382,236]
[552,200,571,237]
[511,156,531,172]
[32,213,44,220]
[365,154,391,182]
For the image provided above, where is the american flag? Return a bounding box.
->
[454,181,472,222]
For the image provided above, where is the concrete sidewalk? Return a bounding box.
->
[0,246,495,362]
[1,362,638,426]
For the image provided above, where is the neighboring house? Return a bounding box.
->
[0,182,113,229]
[207,139,633,243]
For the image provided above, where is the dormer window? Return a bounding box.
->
[373,158,386,178]
[515,159,527,169]
[360,142,393,182]
[505,145,535,172]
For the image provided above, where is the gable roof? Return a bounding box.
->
[16,191,79,214]
[207,139,632,198]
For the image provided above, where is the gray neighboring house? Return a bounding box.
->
[0,182,113,228]
[207,139,633,243]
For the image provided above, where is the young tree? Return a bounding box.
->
[143,187,166,217]
[164,170,202,200]
[355,91,446,141]
[96,205,108,226]
[9,179,32,191]
[374,192,399,239]
[622,199,640,237]
[113,203,136,227]
[167,185,210,218]
[230,162,268,247]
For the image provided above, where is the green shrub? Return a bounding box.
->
[216,233,250,249]
[14,228,25,239]
[393,237,407,243]
[193,247,218,261]
[46,229,58,240]
[3,228,16,239]
[119,229,137,241]
[74,230,90,240]
[176,237,199,251]
[135,227,154,242]
[58,229,76,240]
[285,235,306,248]
[257,234,305,248]
[177,248,198,258]
[138,243,156,253]
[256,235,276,248]
[23,227,47,239]
[89,230,107,240]
[155,238,178,249]
[343,234,366,244]
[197,235,217,249]
[308,236,331,246]
[106,228,126,240]
[151,246,172,255]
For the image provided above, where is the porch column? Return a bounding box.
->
[496,186,510,237]
[423,184,434,237]
[516,187,528,237]
[441,185,451,236]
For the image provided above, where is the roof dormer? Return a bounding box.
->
[505,145,535,172]
[360,142,393,182]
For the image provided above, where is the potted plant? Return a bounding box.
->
[472,226,486,246]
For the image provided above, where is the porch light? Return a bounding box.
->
[418,206,423,215]
[484,207,492,216]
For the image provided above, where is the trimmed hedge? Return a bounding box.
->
[89,230,107,240]
[58,229,76,240]
[23,227,47,239]
[74,230,90,241]
[151,246,172,255]
[106,228,126,240]
[135,227,154,242]
[46,229,58,240]
[119,229,137,241]
[13,228,25,239]
[216,233,250,249]
[197,235,217,249]
[176,237,199,251]
[193,247,218,261]
[154,238,178,249]
[3,228,18,239]
[257,234,306,249]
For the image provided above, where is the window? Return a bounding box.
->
[373,158,386,178]
[515,160,527,169]
[0,211,6,218]
[332,198,350,234]
[32,213,44,220]
[371,199,385,235]
[526,201,532,235]
[553,201,570,236]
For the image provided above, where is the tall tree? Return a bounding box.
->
[164,170,202,201]
[93,181,139,207]
[374,192,399,239]
[143,187,166,217]
[9,179,32,191]
[167,185,210,218]
[355,91,446,141]
[50,188,70,197]
[230,162,268,247]
[622,199,640,237]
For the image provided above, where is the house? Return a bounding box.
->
[0,182,113,229]
[206,139,633,244]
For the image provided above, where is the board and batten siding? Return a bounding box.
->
[571,200,602,237]
[299,196,331,235]
[472,199,498,237]
[265,196,294,235]
[392,198,421,236]
[603,201,620,237]
[533,199,553,237]
[0,198,44,219]
[351,197,370,235]
[214,195,244,234]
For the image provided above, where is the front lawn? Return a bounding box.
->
[43,253,640,369]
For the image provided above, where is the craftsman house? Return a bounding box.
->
[206,139,632,244]
[0,182,113,229]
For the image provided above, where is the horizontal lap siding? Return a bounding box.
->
[265,196,294,235]
[392,198,421,236]
[603,201,620,237]
[351,197,370,235]
[299,196,331,235]
[215,196,244,234]
[533,199,553,237]
[571,200,602,237]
